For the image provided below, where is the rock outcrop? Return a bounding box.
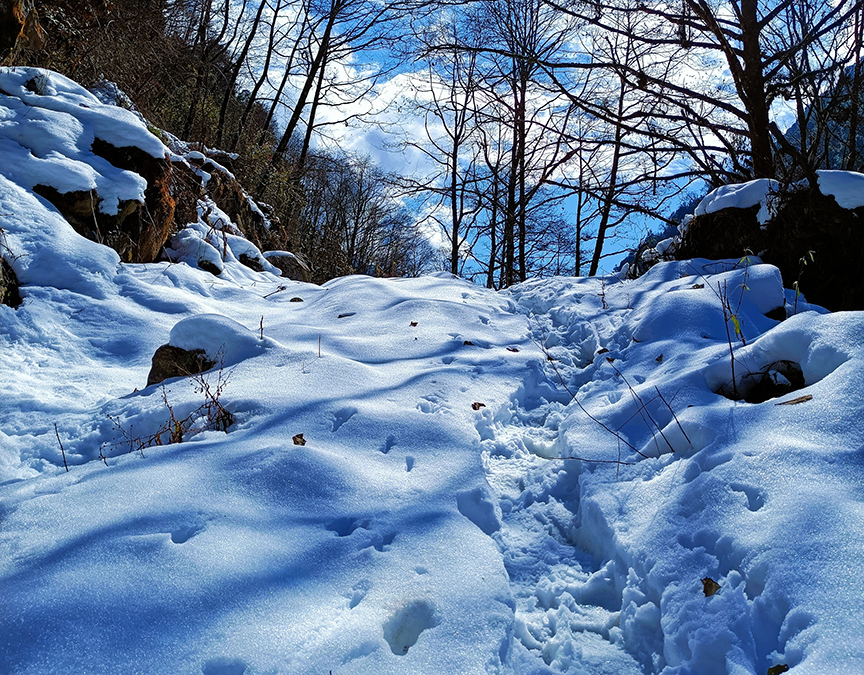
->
[676,181,864,311]
[185,153,271,252]
[146,345,215,387]
[33,139,175,263]
[0,257,22,307]
[0,0,45,64]
[264,251,312,282]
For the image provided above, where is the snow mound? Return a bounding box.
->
[168,313,279,365]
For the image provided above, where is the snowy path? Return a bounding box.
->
[469,270,864,675]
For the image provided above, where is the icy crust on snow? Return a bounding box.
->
[0,67,167,214]
[1,238,863,674]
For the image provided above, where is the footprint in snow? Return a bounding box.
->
[327,517,370,537]
[380,434,396,454]
[171,522,206,544]
[729,482,766,511]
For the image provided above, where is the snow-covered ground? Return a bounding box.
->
[2,68,864,675]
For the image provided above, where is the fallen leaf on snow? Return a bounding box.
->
[292,433,306,446]
[701,577,720,597]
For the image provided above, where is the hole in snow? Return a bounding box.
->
[383,600,438,655]
[327,517,370,537]
[730,483,765,511]
[171,522,206,544]
[331,407,358,432]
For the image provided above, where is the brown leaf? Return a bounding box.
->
[655,354,663,363]
[506,347,519,353]
[463,340,474,346]
[767,665,789,675]
[472,402,486,410]
[775,394,813,406]
[292,433,306,446]
[289,297,304,302]
[692,283,705,289]
[701,577,720,597]
[410,321,418,327]
[597,347,610,355]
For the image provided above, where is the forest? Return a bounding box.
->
[5,0,864,284]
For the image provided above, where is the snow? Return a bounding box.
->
[815,170,864,210]
[2,70,864,675]
[694,170,864,225]
[694,179,779,224]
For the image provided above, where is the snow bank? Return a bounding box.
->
[815,170,864,209]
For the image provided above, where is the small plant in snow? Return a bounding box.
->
[792,250,815,315]
[103,356,233,463]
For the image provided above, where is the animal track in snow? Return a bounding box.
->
[405,456,414,472]
[331,406,357,432]
[327,517,370,537]
[730,482,766,511]
[347,580,370,609]
[456,488,500,535]
[380,434,396,454]
[368,531,397,552]
[417,394,445,414]
[382,600,438,655]
[171,521,206,544]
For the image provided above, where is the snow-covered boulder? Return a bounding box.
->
[664,172,864,311]
[0,66,175,262]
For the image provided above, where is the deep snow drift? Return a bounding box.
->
[2,68,864,675]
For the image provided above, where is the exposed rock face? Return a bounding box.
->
[146,345,216,388]
[169,159,205,228]
[676,184,864,311]
[676,204,766,262]
[0,0,45,63]
[33,139,175,264]
[90,138,175,262]
[0,258,22,308]
[33,139,174,263]
[264,251,312,282]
